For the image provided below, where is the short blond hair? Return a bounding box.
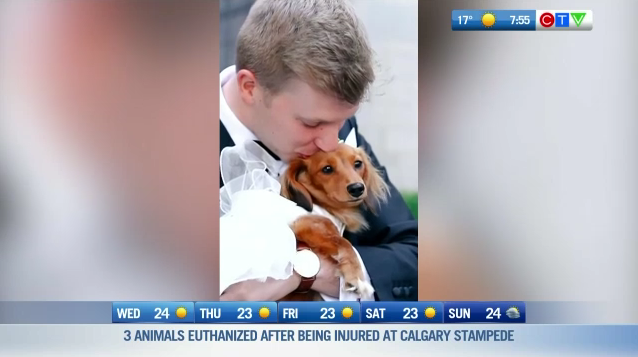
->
[236,0,375,105]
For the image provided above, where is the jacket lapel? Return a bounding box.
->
[220,121,235,188]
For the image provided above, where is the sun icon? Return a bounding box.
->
[259,306,271,319]
[424,306,436,319]
[175,306,187,319]
[341,306,354,319]
[481,12,496,28]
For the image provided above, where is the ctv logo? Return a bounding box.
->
[536,10,593,30]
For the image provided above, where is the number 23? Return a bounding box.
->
[403,307,418,319]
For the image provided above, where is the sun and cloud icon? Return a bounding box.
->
[506,306,520,319]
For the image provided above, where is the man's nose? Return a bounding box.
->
[314,128,340,152]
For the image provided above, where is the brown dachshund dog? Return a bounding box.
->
[279,143,389,301]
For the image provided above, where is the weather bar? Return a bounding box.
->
[451,10,593,31]
[111,301,526,324]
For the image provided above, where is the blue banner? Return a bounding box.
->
[194,302,278,323]
[112,302,195,323]
[360,301,444,323]
[108,301,527,324]
[452,10,536,31]
[443,301,526,323]
[278,301,361,324]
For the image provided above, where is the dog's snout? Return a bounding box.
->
[347,183,365,198]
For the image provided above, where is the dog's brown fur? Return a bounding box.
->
[279,143,389,301]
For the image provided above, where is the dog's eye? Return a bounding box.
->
[354,160,363,169]
[322,165,333,174]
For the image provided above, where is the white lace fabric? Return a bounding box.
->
[219,141,345,294]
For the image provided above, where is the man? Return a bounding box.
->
[219,0,417,301]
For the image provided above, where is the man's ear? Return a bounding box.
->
[280,159,313,212]
[359,147,389,213]
[236,69,257,104]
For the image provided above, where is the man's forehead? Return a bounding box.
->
[283,79,359,116]
[294,100,359,123]
[296,113,350,124]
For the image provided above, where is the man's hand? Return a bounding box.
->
[310,255,340,298]
[220,274,301,301]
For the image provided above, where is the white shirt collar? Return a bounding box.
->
[220,65,258,145]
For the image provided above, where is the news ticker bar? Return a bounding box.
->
[452,10,593,31]
[111,301,526,324]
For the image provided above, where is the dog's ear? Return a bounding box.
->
[359,147,389,213]
[280,159,313,212]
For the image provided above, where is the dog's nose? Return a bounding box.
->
[347,183,365,198]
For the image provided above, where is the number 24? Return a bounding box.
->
[486,307,501,319]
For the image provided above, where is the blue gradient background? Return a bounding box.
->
[451,10,536,31]
[112,302,195,323]
[444,301,525,323]
[278,301,361,324]
[360,301,445,323]
[0,301,628,325]
[194,301,278,323]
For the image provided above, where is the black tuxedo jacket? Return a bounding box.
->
[220,117,418,301]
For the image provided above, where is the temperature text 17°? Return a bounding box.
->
[458,15,473,24]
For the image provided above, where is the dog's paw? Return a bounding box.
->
[345,279,375,299]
